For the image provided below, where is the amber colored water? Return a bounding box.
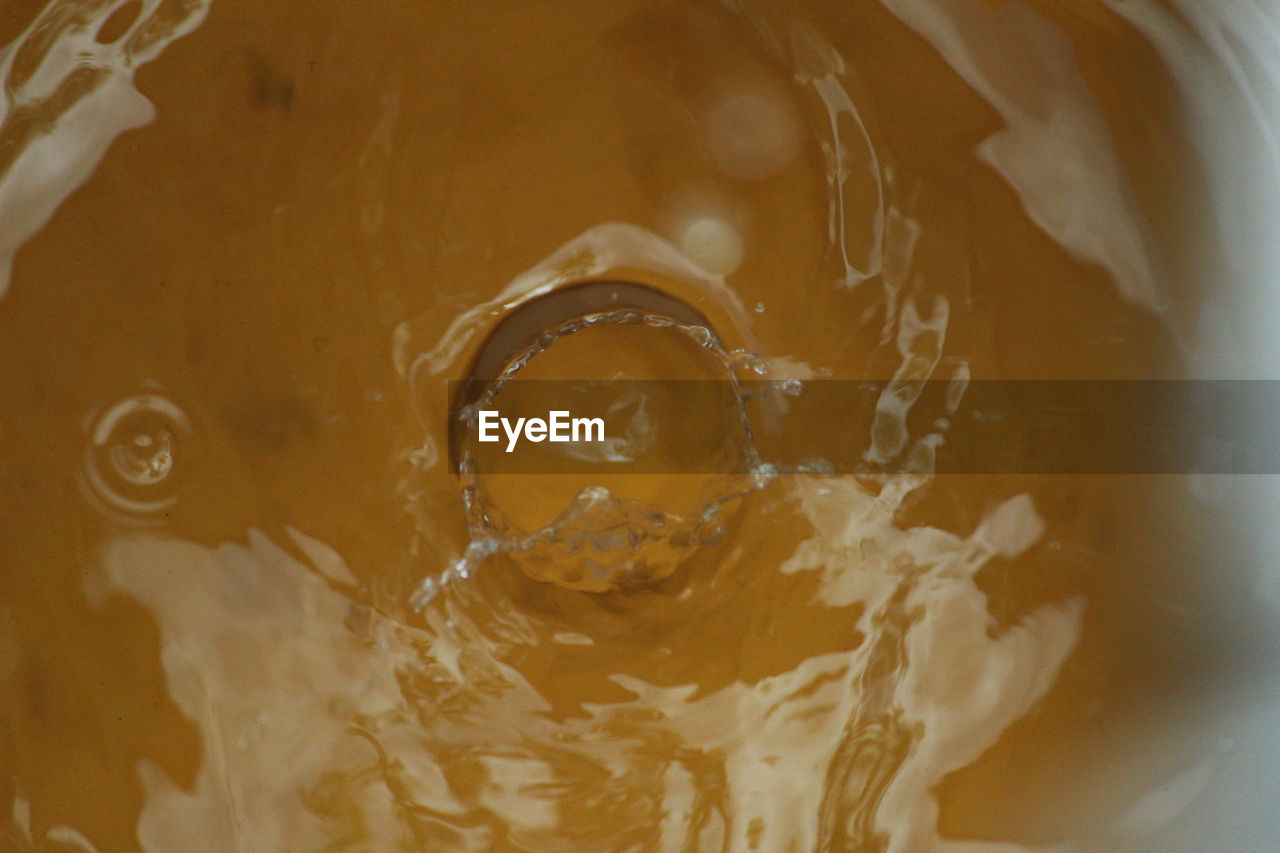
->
[0,0,1272,851]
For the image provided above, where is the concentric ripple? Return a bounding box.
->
[79,391,194,524]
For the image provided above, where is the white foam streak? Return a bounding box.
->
[790,23,885,289]
[784,479,1081,852]
[879,0,1163,311]
[101,533,472,851]
[1106,0,1280,377]
[101,473,1078,851]
[0,0,211,298]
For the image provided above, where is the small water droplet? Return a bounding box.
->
[727,349,769,376]
[750,462,778,488]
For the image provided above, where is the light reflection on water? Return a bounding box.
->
[1,0,1277,850]
[98,480,1072,852]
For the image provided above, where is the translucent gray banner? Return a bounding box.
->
[446,380,1280,475]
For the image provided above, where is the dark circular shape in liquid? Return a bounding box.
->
[448,279,721,471]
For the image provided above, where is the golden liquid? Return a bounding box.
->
[0,0,1263,850]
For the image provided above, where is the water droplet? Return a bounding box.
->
[79,392,194,525]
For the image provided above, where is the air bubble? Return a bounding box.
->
[727,349,769,376]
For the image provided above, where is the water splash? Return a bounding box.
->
[425,306,771,600]
[0,0,1193,847]
[395,225,774,603]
